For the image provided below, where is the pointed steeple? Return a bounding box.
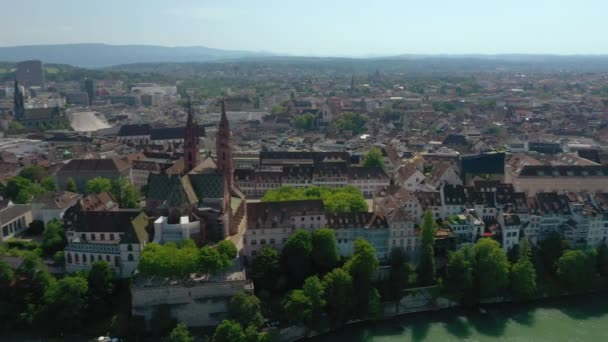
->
[183,95,200,174]
[216,98,234,188]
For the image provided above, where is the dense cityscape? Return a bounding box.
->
[3,45,608,340]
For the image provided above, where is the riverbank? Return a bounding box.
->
[309,292,608,341]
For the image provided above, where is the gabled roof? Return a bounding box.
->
[65,242,120,254]
[247,199,325,229]
[120,212,149,244]
[461,153,505,175]
[188,173,225,199]
[118,124,150,136]
[70,209,143,233]
[0,203,31,225]
[32,191,80,210]
[326,212,388,230]
[59,158,131,173]
[442,134,468,146]
[150,126,205,140]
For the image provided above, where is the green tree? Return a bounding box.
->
[335,112,367,135]
[597,244,608,276]
[41,177,58,192]
[539,232,569,274]
[261,186,368,214]
[217,240,238,265]
[311,228,339,272]
[27,220,45,235]
[86,177,112,194]
[228,292,264,328]
[445,245,475,304]
[0,259,14,288]
[283,289,313,324]
[166,323,194,342]
[473,238,510,298]
[302,275,325,313]
[19,166,47,183]
[345,238,378,318]
[295,113,315,131]
[250,247,282,293]
[417,210,436,285]
[41,220,66,256]
[388,247,416,301]
[38,275,88,333]
[368,288,382,319]
[199,246,226,275]
[510,240,537,299]
[557,249,596,291]
[363,147,384,168]
[213,320,246,342]
[87,261,115,318]
[282,230,312,287]
[322,268,354,327]
[110,177,140,208]
[138,242,199,278]
[65,177,78,192]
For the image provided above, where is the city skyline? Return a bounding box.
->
[1,0,607,57]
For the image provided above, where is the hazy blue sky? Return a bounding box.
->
[1,0,606,56]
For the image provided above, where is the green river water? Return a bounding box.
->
[311,294,608,342]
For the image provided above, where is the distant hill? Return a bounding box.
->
[0,44,272,68]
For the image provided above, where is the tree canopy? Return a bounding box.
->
[250,246,282,293]
[65,177,78,192]
[166,323,194,342]
[473,238,510,298]
[295,113,315,131]
[311,228,340,272]
[282,230,313,287]
[228,292,264,328]
[345,238,379,318]
[510,240,537,299]
[557,249,596,291]
[363,147,384,168]
[322,268,354,327]
[261,186,367,214]
[86,177,112,195]
[417,210,436,286]
[335,111,367,135]
[138,242,199,278]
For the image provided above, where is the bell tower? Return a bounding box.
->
[216,99,234,188]
[183,97,200,174]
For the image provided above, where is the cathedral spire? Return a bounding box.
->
[183,95,200,174]
[217,98,234,188]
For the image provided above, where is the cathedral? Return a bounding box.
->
[146,99,245,244]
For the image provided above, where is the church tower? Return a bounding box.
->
[216,99,234,188]
[183,97,200,174]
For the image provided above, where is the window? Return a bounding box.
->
[128,244,133,251]
[91,234,96,241]
[83,254,88,264]
[261,239,267,245]
[101,234,105,240]
[110,234,115,240]
[106,255,111,262]
[282,238,287,243]
[115,256,120,267]
[81,233,86,240]
[251,251,257,257]
[98,255,102,261]
[67,253,72,263]
[75,254,80,263]
[128,254,134,261]
[270,238,275,244]
[251,240,257,246]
